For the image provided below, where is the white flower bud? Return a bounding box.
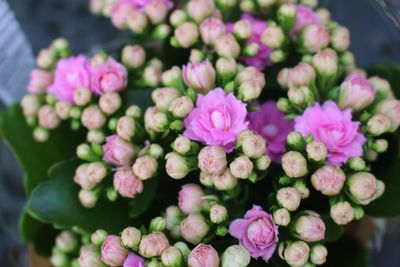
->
[229,156,254,179]
[277,187,301,211]
[273,208,291,226]
[310,244,328,265]
[330,201,354,225]
[281,151,308,178]
[221,245,251,267]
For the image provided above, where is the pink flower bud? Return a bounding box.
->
[122,45,146,69]
[78,245,102,267]
[199,171,214,187]
[261,25,285,49]
[132,155,158,180]
[113,167,144,198]
[101,235,129,266]
[175,22,199,48]
[312,48,338,77]
[367,114,391,136]
[74,164,94,190]
[91,58,127,95]
[375,99,400,132]
[73,87,92,106]
[330,201,354,225]
[229,155,254,179]
[81,105,106,130]
[306,140,327,162]
[281,151,308,178]
[111,1,137,29]
[287,63,316,88]
[238,130,267,159]
[187,0,216,23]
[123,252,145,267]
[180,213,209,244]
[152,87,180,111]
[99,92,122,115]
[36,48,56,69]
[233,20,253,40]
[27,69,53,93]
[79,189,98,208]
[144,0,170,24]
[215,34,241,59]
[188,244,220,267]
[144,107,168,133]
[91,229,108,246]
[200,18,227,45]
[127,11,148,33]
[283,241,310,267]
[169,96,194,118]
[161,246,183,267]
[144,65,162,87]
[339,73,376,111]
[38,105,60,129]
[212,169,238,191]
[116,116,136,141]
[178,184,205,214]
[238,80,263,102]
[182,61,216,94]
[87,130,105,144]
[170,10,187,27]
[347,172,378,205]
[21,94,40,117]
[103,135,136,166]
[331,26,350,52]
[311,165,345,196]
[210,204,228,224]
[300,24,330,53]
[87,162,108,184]
[165,152,191,179]
[294,211,326,242]
[55,101,71,120]
[173,135,192,154]
[369,76,393,98]
[121,227,142,250]
[56,231,78,252]
[277,187,301,212]
[216,58,237,79]
[198,146,227,175]
[139,232,170,258]
[273,208,291,226]
[277,68,290,89]
[236,66,265,89]
[310,244,328,265]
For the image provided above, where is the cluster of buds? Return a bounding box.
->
[279,240,328,267]
[50,230,82,267]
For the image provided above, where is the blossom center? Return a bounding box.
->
[211,109,230,130]
[262,124,278,137]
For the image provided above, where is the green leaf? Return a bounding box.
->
[28,159,159,233]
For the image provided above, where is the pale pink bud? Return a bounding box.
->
[347,172,377,205]
[127,11,148,33]
[277,187,301,212]
[369,76,393,98]
[121,227,142,250]
[300,24,330,53]
[188,244,220,267]
[375,99,400,132]
[288,88,306,106]
[277,68,290,89]
[281,151,308,178]
[233,20,253,40]
[126,105,142,118]
[273,208,291,226]
[261,25,285,49]
[187,0,216,23]
[38,105,60,129]
[161,247,183,267]
[311,165,345,196]
[144,65,162,87]
[103,135,136,166]
[81,105,106,130]
[235,67,265,88]
[144,0,170,24]
[229,155,254,179]
[312,48,338,77]
[54,101,71,120]
[238,80,263,102]
[87,162,108,184]
[330,201,354,225]
[283,241,310,267]
[180,213,210,244]
[310,244,327,265]
[170,10,187,27]
[87,130,105,144]
[339,72,376,111]
[56,231,78,252]
[306,141,327,162]
[72,87,92,106]
[139,232,170,258]
[367,114,391,136]
[295,212,326,242]
[199,18,227,45]
[91,229,108,246]
[178,184,205,214]
[74,164,93,190]
[210,204,228,224]
[221,245,250,267]
[173,135,192,154]
[21,94,40,117]
[116,116,136,141]
[36,48,55,69]
[113,167,143,198]
[166,205,184,230]
[287,63,316,88]
[132,155,158,180]
[144,107,168,133]
[199,171,214,187]
[101,235,129,266]
[122,45,146,69]
[27,69,52,93]
[182,61,216,94]
[198,146,227,175]
[89,0,104,14]
[316,7,331,23]
[152,87,180,111]
[216,57,237,79]
[169,96,194,118]
[79,189,98,208]
[256,155,272,171]
[175,22,199,48]
[99,92,122,115]
[166,152,194,179]
[331,26,350,52]
[212,169,238,191]
[237,130,267,159]
[78,245,102,267]
[215,34,241,59]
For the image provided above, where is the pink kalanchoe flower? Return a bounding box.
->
[27,69,53,94]
[113,167,144,198]
[248,101,294,162]
[182,61,216,94]
[291,5,321,38]
[339,72,376,111]
[123,252,145,267]
[48,55,91,103]
[184,88,248,152]
[178,184,205,214]
[103,135,136,166]
[101,235,129,266]
[229,205,278,263]
[295,101,366,166]
[91,57,128,95]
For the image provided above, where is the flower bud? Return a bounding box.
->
[165,152,194,179]
[287,63,316,88]
[235,66,266,89]
[311,165,345,196]
[81,105,106,130]
[87,161,108,184]
[310,244,328,265]
[56,231,78,253]
[233,20,253,40]
[312,48,338,77]
[189,49,205,63]
[238,80,263,102]
[215,33,241,59]
[166,206,185,230]
[347,172,377,205]
[132,155,158,180]
[210,204,228,224]
[173,135,191,154]
[38,105,60,129]
[237,130,267,159]
[126,11,148,33]
[169,96,194,118]
[288,87,306,106]
[139,232,169,258]
[331,26,350,52]
[187,0,216,23]
[103,135,136,166]
[123,252,145,267]
[144,0,170,24]
[221,245,250,267]
[255,155,271,171]
[27,69,53,94]
[283,241,310,267]
[122,45,146,69]
[330,201,354,225]
[198,172,213,187]
[79,189,98,208]
[277,187,301,212]
[182,61,216,94]
[299,24,330,53]
[144,107,168,133]
[162,66,183,88]
[121,227,142,251]
[79,245,102,267]
[229,155,254,179]
[261,25,285,49]
[369,76,393,99]
[33,127,49,142]
[188,244,220,267]
[178,184,205,214]
[115,116,135,141]
[339,73,375,111]
[306,141,327,162]
[281,151,308,178]
[170,10,187,27]
[180,213,210,244]
[150,217,167,233]
[54,101,71,120]
[91,229,108,246]
[174,22,199,48]
[21,94,41,117]
[114,167,143,198]
[372,139,388,153]
[72,87,91,106]
[277,3,296,31]
[216,58,237,81]
[273,208,291,226]
[213,169,238,191]
[375,99,400,132]
[101,235,129,266]
[294,212,326,242]
[50,252,67,267]
[73,164,93,190]
[161,246,183,267]
[286,131,306,151]
[294,180,310,199]
[347,157,365,172]
[367,114,391,136]
[36,48,56,69]
[198,146,227,175]
[277,68,290,89]
[200,18,227,45]
[152,87,180,112]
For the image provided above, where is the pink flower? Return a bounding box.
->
[103,135,136,166]
[101,235,129,266]
[91,57,127,95]
[123,252,145,267]
[48,55,91,103]
[291,5,321,38]
[188,244,220,267]
[182,61,216,94]
[229,205,278,263]
[178,184,205,214]
[248,101,294,162]
[339,73,376,111]
[184,88,248,152]
[113,167,144,198]
[295,101,366,166]
[27,69,53,93]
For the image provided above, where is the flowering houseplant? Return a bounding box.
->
[1,0,400,266]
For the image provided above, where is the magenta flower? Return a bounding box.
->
[48,55,91,103]
[291,5,321,38]
[183,88,248,152]
[295,101,366,166]
[229,205,278,263]
[90,57,127,95]
[123,252,145,267]
[248,101,294,162]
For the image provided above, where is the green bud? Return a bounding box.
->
[150,217,167,232]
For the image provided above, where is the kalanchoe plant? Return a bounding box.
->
[2,0,400,266]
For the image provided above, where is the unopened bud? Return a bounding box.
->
[348,157,366,171]
[122,45,146,69]
[213,169,238,191]
[237,130,267,159]
[215,34,241,59]
[311,165,345,196]
[79,189,98,208]
[294,179,310,199]
[56,231,78,253]
[198,146,227,175]
[126,105,142,118]
[132,155,158,180]
[182,61,216,94]
[375,99,400,132]
[330,201,354,225]
[127,11,148,33]
[38,105,60,129]
[166,206,185,230]
[221,245,251,267]
[277,68,290,89]
[187,0,216,23]
[37,48,56,69]
[277,187,301,211]
[372,139,388,153]
[168,96,194,118]
[281,151,308,178]
[199,172,214,187]
[283,241,310,267]
[273,208,291,226]
[139,232,170,258]
[161,246,183,267]
[216,58,237,82]
[286,131,306,151]
[144,66,162,87]
[81,105,106,130]
[233,20,253,40]
[55,101,71,120]
[331,26,350,52]
[277,4,296,31]
[288,63,316,88]
[367,114,391,136]
[180,213,209,245]
[150,217,167,232]
[230,155,254,179]
[200,18,227,45]
[91,229,108,246]
[210,204,228,224]
[165,152,192,179]
[87,161,107,184]
[174,22,199,48]
[347,172,377,205]
[306,141,327,162]
[170,10,187,27]
[294,211,326,242]
[255,155,272,171]
[262,25,285,49]
[312,48,338,77]
[369,76,393,99]
[310,244,328,265]
[299,24,330,53]
[173,135,192,154]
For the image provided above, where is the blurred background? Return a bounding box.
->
[0,0,399,266]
